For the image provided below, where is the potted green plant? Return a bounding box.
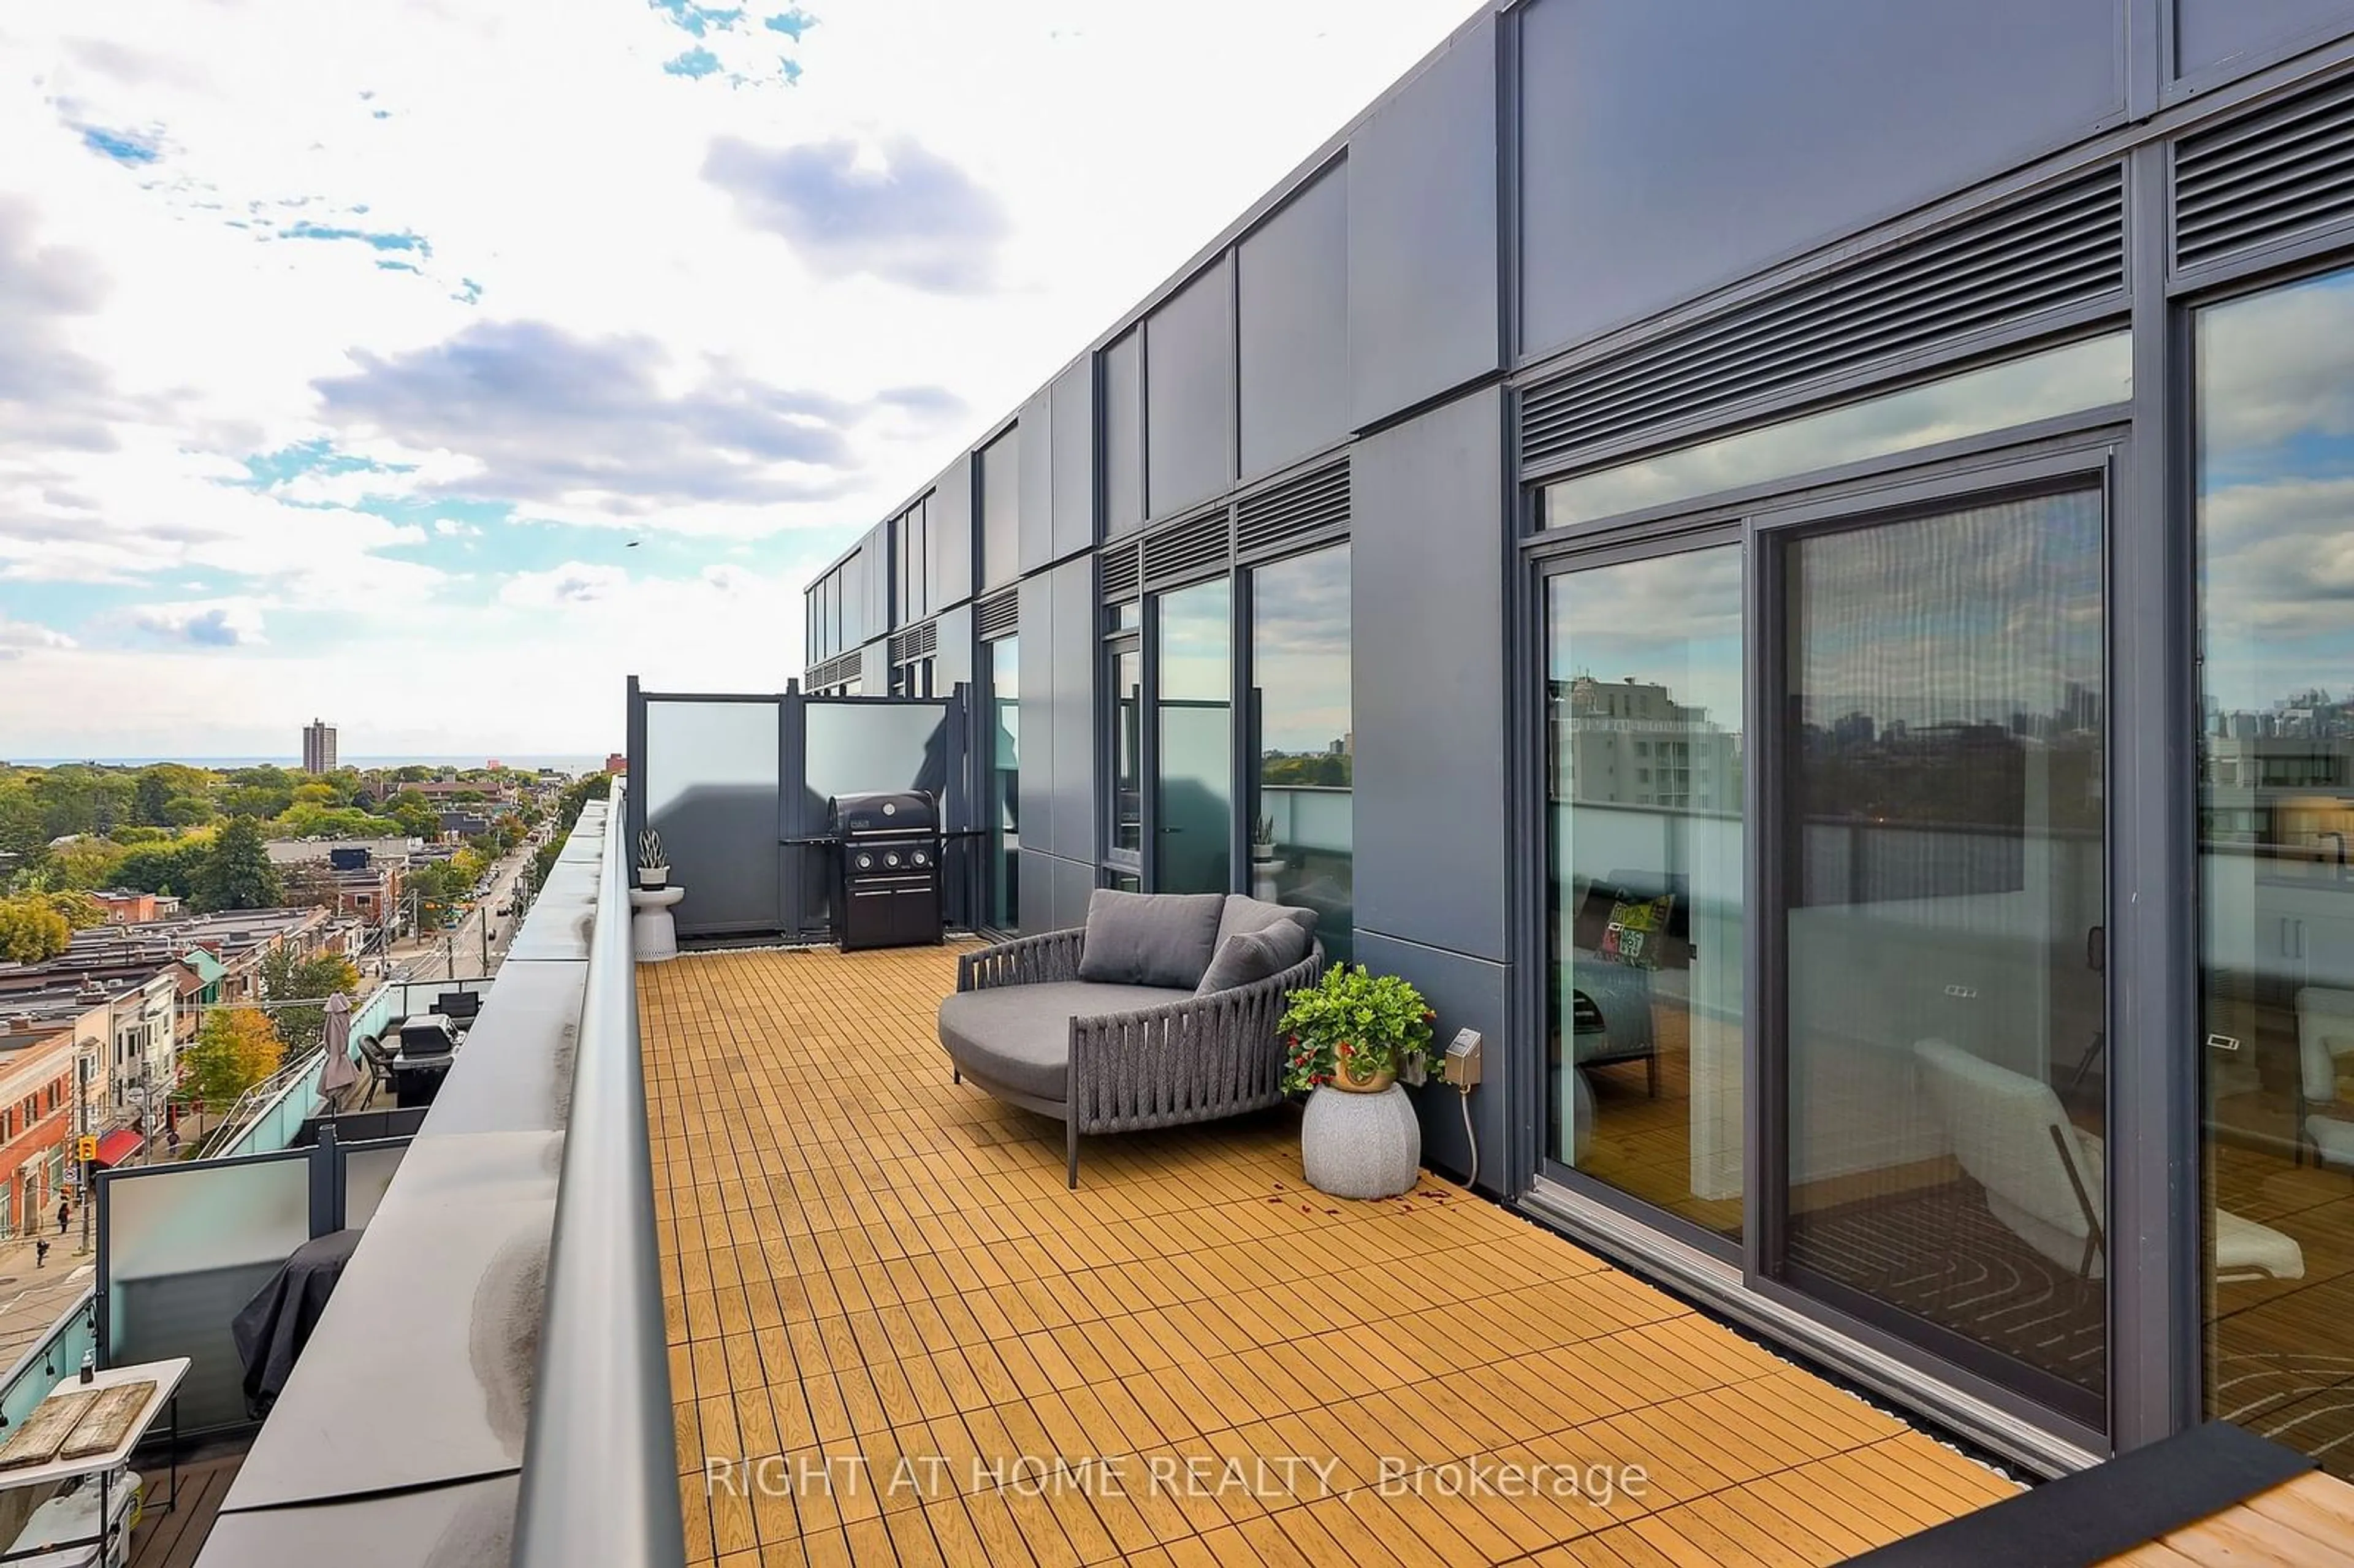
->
[1250,813,1281,900]
[636,828,669,889]
[1281,965,1439,1198]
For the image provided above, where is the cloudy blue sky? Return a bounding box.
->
[0,0,1461,759]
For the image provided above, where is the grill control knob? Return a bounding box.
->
[856,853,873,870]
[885,852,901,868]
[912,851,929,867]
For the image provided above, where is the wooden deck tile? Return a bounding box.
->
[641,945,2017,1567]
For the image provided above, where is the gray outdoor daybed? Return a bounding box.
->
[939,889,1324,1186]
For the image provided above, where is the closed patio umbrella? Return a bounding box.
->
[318,991,358,1104]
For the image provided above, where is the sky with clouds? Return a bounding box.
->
[0,0,1464,761]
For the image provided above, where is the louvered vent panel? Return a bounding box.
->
[1100,541,1141,603]
[1520,170,2127,471]
[809,651,861,690]
[889,621,937,664]
[2177,75,2354,273]
[976,588,1018,639]
[1141,510,1230,585]
[1236,460,1348,555]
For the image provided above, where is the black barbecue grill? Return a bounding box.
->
[828,790,945,951]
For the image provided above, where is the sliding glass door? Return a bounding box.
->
[1543,541,1746,1247]
[1769,475,2108,1425]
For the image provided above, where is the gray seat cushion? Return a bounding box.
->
[939,981,1195,1102]
[1075,889,1227,989]
[1213,893,1317,955]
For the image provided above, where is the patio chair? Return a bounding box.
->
[940,891,1324,1186]
[354,1033,400,1104]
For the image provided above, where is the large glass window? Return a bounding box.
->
[1251,545,1353,962]
[1778,487,2106,1421]
[1154,579,1232,894]
[986,636,1019,931]
[1542,333,2130,530]
[2198,267,2354,1476]
[1545,545,1744,1240]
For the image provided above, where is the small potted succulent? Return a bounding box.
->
[636,828,669,889]
[1281,965,1439,1198]
[1249,813,1282,900]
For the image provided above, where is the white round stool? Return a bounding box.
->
[630,885,685,962]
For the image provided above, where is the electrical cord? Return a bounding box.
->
[1459,1085,1477,1190]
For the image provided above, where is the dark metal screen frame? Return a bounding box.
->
[625,679,977,943]
[1741,443,2124,1453]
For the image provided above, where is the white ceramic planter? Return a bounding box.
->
[636,864,669,888]
[1301,1081,1420,1200]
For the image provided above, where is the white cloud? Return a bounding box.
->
[0,0,1471,753]
[0,614,75,658]
[129,597,269,647]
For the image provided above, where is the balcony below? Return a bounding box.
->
[641,945,2024,1566]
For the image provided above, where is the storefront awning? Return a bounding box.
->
[93,1129,143,1168]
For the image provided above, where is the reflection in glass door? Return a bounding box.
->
[1775,484,2107,1423]
[2196,267,2354,1477]
[1252,546,1354,962]
[1154,579,1233,894]
[1544,544,1745,1243]
[985,636,1018,931]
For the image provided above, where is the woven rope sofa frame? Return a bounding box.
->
[953,925,1326,1186]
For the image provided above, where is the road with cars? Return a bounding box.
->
[389,842,537,984]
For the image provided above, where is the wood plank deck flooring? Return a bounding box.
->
[641,945,2022,1568]
[126,1444,242,1568]
[2100,1472,2354,1567]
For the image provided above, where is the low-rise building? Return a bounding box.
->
[90,890,184,924]
[0,1017,79,1235]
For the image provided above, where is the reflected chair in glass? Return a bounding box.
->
[1916,1039,2303,1285]
[2294,986,2354,1170]
[1559,876,1687,1100]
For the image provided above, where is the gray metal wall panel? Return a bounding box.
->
[2177,0,2352,78]
[864,525,888,636]
[1049,361,1096,560]
[1048,556,1097,863]
[1239,168,1349,479]
[934,601,974,693]
[1103,333,1145,538]
[1018,573,1056,848]
[1018,389,1054,573]
[1518,0,2127,356]
[932,455,976,609]
[1352,931,1508,1196]
[1351,386,1506,960]
[1347,15,1502,428]
[1145,257,1236,519]
[1051,854,1095,931]
[1019,847,1056,934]
[859,639,889,695]
[980,430,1020,593]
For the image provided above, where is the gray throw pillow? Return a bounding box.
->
[1213,893,1317,954]
[1075,889,1227,989]
[1195,919,1311,995]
